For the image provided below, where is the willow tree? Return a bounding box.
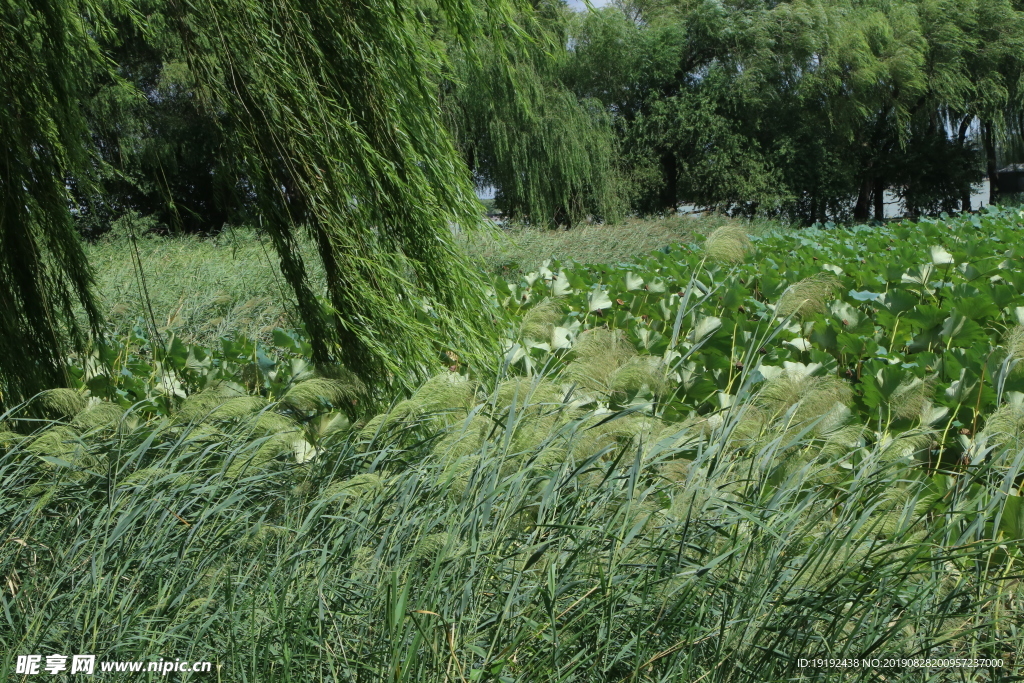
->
[163,0,513,382]
[564,0,833,215]
[446,2,624,226]
[0,0,107,406]
[0,0,521,405]
[953,0,1024,203]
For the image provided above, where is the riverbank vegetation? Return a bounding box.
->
[5,208,1024,680]
[4,0,1024,679]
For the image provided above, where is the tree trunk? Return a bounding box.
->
[660,151,678,213]
[983,120,999,205]
[958,115,973,212]
[873,176,885,221]
[854,177,872,221]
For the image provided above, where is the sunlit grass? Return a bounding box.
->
[83,228,323,347]
[82,216,738,345]
[460,214,782,278]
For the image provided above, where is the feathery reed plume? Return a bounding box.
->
[281,377,365,413]
[704,224,752,263]
[776,272,842,317]
[519,299,563,341]
[30,389,87,419]
[887,375,937,421]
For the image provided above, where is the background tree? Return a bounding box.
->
[565,0,1024,221]
[75,7,244,236]
[567,0,848,216]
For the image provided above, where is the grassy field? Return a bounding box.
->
[5,210,1024,681]
[462,215,743,276]
[82,215,740,346]
[83,227,316,347]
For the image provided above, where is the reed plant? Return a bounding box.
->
[2,360,1019,682]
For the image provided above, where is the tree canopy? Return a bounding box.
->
[445,2,626,225]
[565,0,1024,219]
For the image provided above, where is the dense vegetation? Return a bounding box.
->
[65,0,1024,231]
[4,0,1024,680]
[4,210,1023,680]
[6,0,1024,401]
[564,0,1024,220]
[2,0,518,403]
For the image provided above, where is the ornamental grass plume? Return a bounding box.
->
[321,472,384,509]
[30,388,87,419]
[519,299,563,341]
[71,401,127,431]
[563,328,636,394]
[1003,325,1024,368]
[609,356,670,399]
[249,411,302,437]
[431,414,493,461]
[878,431,934,464]
[25,426,81,458]
[571,412,661,465]
[281,376,365,413]
[756,372,853,427]
[704,224,752,264]
[407,532,463,567]
[979,402,1024,450]
[359,373,479,442]
[175,384,247,422]
[494,377,565,412]
[815,423,865,455]
[887,375,937,421]
[206,396,271,422]
[776,272,842,317]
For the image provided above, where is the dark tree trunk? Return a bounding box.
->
[552,205,569,228]
[660,151,678,213]
[873,176,885,221]
[983,120,999,205]
[958,115,973,211]
[854,177,872,221]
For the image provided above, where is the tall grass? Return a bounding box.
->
[2,364,1020,681]
[83,228,323,347]
[22,215,1020,680]
[81,215,765,346]
[461,215,782,278]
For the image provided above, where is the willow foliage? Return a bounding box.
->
[164,0,514,385]
[448,3,624,226]
[0,0,110,405]
[1,0,525,404]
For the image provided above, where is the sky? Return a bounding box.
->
[566,0,612,9]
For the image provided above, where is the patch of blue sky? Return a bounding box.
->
[566,0,612,10]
